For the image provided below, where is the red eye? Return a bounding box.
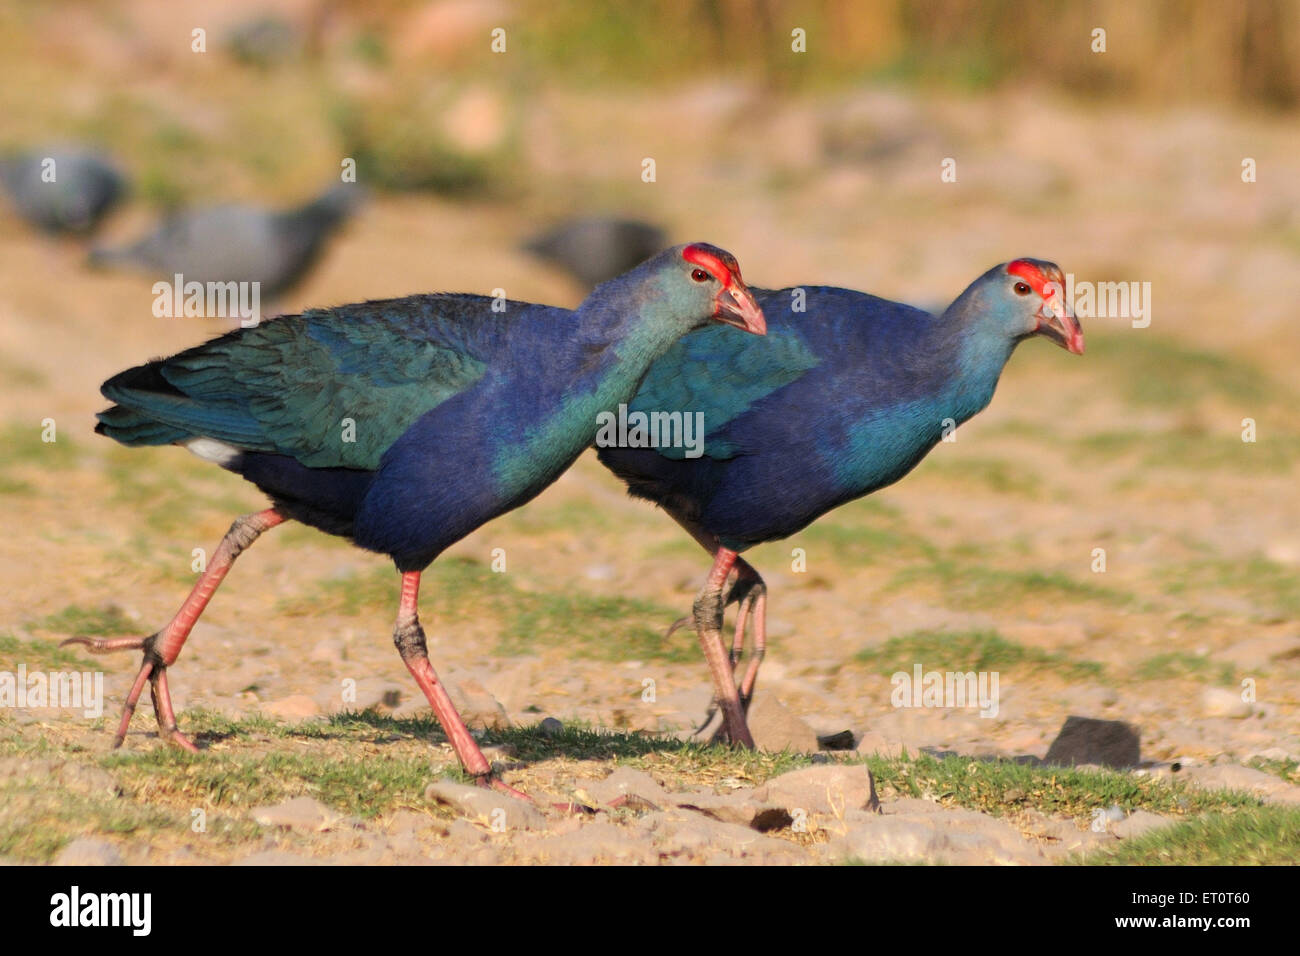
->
[1014,282,1032,296]
[691,269,710,283]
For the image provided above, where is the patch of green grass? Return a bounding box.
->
[1074,426,1300,474]
[890,557,1131,611]
[331,711,815,781]
[0,356,45,388]
[102,445,256,535]
[1134,652,1235,685]
[34,603,137,638]
[104,746,436,819]
[779,500,937,570]
[281,558,696,662]
[1247,757,1300,786]
[792,520,936,568]
[863,751,1259,823]
[0,422,78,471]
[0,632,99,670]
[0,781,182,863]
[920,455,1043,498]
[499,499,618,535]
[1079,805,1300,865]
[1087,333,1283,409]
[854,629,1106,682]
[1161,555,1300,622]
[102,710,811,816]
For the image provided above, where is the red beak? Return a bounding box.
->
[713,282,766,335]
[1037,298,1084,354]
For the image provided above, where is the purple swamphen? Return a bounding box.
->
[76,243,766,796]
[597,258,1084,747]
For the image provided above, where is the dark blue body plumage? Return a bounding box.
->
[599,283,1013,551]
[597,259,1083,748]
[97,244,767,571]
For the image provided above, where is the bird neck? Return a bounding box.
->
[573,276,697,378]
[939,301,1020,424]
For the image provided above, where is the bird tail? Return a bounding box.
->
[95,404,190,446]
[95,362,194,446]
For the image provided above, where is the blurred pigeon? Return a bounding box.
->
[0,145,126,235]
[524,217,667,289]
[89,184,363,299]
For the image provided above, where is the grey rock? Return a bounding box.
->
[1111,810,1176,839]
[53,838,124,866]
[758,763,880,815]
[817,730,857,751]
[746,695,819,754]
[250,796,338,831]
[646,811,790,860]
[521,820,653,864]
[424,779,548,830]
[583,766,670,808]
[833,806,1041,865]
[1180,764,1300,804]
[1045,716,1141,769]
[538,717,564,737]
[447,677,510,730]
[673,791,792,831]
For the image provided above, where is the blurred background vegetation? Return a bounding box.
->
[2,0,1296,208]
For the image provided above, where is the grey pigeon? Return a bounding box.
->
[0,145,126,235]
[89,184,363,298]
[524,217,667,289]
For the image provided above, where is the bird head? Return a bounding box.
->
[1006,259,1084,354]
[953,259,1083,355]
[673,242,767,335]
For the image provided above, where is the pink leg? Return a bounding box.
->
[64,508,285,749]
[693,548,756,749]
[729,557,767,712]
[392,571,529,800]
[662,509,767,743]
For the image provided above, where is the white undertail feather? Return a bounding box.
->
[183,437,240,466]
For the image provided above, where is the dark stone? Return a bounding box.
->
[1044,716,1141,769]
[817,730,857,751]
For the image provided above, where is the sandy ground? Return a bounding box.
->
[1,14,1298,862]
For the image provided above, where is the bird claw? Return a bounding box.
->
[60,633,150,654]
[67,631,198,752]
[664,615,691,639]
[478,774,533,802]
[475,774,594,813]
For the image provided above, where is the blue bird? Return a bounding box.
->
[75,243,766,794]
[598,259,1084,747]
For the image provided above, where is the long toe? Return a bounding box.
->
[61,634,150,654]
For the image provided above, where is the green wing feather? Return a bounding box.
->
[100,298,491,470]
